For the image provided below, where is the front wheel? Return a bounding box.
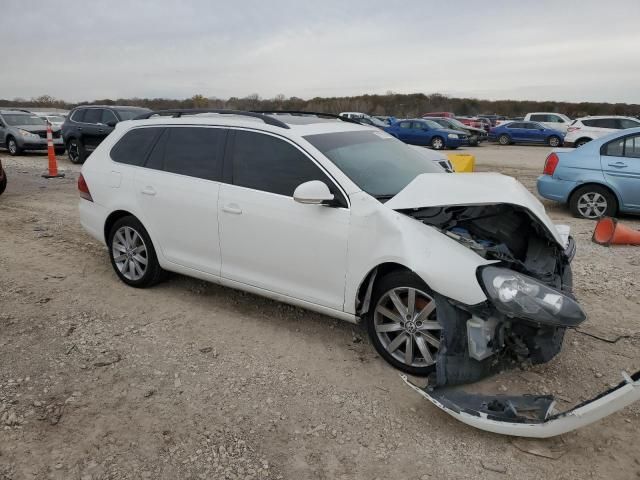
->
[365,271,443,376]
[67,138,86,164]
[431,136,445,150]
[6,137,21,156]
[548,135,561,147]
[498,134,511,145]
[569,185,617,219]
[108,216,166,288]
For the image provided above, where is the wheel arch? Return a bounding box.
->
[355,262,416,317]
[568,182,620,209]
[104,209,138,245]
[574,136,592,146]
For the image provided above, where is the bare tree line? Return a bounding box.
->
[2,92,639,118]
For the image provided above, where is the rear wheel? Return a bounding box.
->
[67,138,86,164]
[431,136,445,150]
[548,135,561,147]
[498,134,511,145]
[366,271,443,376]
[6,137,21,156]
[108,216,165,288]
[569,185,617,219]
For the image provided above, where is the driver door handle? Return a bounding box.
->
[222,203,242,215]
[608,162,628,168]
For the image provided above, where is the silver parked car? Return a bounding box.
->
[0,110,65,156]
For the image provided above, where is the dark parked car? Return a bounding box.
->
[0,158,6,196]
[489,121,565,147]
[384,119,469,150]
[62,105,150,163]
[423,117,487,146]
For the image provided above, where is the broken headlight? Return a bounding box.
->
[480,266,586,326]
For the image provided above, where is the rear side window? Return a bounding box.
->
[618,118,640,129]
[111,127,164,166]
[231,130,331,197]
[145,127,225,181]
[398,121,412,129]
[585,118,618,129]
[83,109,103,124]
[604,138,624,157]
[624,135,640,158]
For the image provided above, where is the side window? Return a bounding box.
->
[83,109,103,124]
[231,130,336,198]
[624,135,640,158]
[529,114,544,122]
[604,138,624,157]
[157,127,226,181]
[582,119,596,127]
[412,122,426,129]
[507,122,522,129]
[110,127,164,166]
[398,121,412,129]
[102,109,118,125]
[597,118,618,129]
[71,109,86,123]
[618,118,640,129]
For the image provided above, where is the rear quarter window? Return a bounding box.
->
[110,127,164,166]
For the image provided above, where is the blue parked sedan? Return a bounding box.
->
[384,119,469,150]
[490,121,564,147]
[537,127,640,219]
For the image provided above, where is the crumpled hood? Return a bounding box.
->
[385,173,564,246]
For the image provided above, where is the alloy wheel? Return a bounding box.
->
[432,138,444,150]
[68,142,79,163]
[499,135,510,145]
[8,139,17,155]
[373,287,442,368]
[577,192,607,219]
[549,136,560,147]
[112,226,148,281]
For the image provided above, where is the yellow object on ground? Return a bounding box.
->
[447,153,475,173]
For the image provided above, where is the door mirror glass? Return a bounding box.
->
[105,120,117,127]
[293,180,335,205]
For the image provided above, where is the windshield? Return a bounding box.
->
[304,130,442,198]
[448,118,469,129]
[116,109,149,120]
[2,114,46,126]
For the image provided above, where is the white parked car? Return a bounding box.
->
[78,110,639,437]
[564,116,640,147]
[523,112,572,133]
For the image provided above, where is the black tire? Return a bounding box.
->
[569,184,617,219]
[0,170,6,196]
[6,136,21,156]
[365,270,443,376]
[575,138,591,148]
[67,138,86,164]
[498,134,511,146]
[55,147,65,155]
[430,136,445,150]
[548,135,561,147]
[107,216,166,288]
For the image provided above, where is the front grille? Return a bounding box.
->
[35,131,60,139]
[36,131,47,138]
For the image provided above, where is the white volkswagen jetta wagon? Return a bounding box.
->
[79,110,586,380]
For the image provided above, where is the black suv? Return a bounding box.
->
[62,105,150,163]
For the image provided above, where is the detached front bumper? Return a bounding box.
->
[402,370,640,438]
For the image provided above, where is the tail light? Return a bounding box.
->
[78,173,93,202]
[543,153,559,176]
[567,127,580,132]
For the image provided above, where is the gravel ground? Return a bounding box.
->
[0,143,639,480]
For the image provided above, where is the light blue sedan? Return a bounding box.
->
[537,127,640,219]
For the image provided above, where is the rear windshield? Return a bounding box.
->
[304,130,442,199]
[116,109,150,121]
[2,114,46,126]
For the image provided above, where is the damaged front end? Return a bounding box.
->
[400,203,585,387]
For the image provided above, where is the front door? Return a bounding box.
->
[219,129,350,310]
[601,133,640,210]
[134,126,227,274]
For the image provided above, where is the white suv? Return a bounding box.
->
[564,116,640,147]
[78,109,584,383]
[523,112,572,133]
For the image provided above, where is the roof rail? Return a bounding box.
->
[132,109,290,129]
[254,110,364,126]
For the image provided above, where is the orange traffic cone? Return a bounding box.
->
[592,217,640,246]
[42,123,64,179]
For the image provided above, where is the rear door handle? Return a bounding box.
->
[608,162,628,168]
[141,186,156,196]
[222,203,242,214]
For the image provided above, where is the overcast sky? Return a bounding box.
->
[2,0,639,103]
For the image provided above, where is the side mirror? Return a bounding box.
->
[293,180,334,205]
[105,120,117,127]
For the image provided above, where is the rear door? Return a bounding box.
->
[411,121,431,145]
[134,126,227,274]
[601,133,640,210]
[506,122,525,141]
[394,121,414,142]
[81,108,105,150]
[522,122,545,143]
[218,129,350,310]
